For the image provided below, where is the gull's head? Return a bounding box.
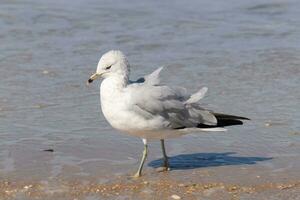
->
[87,50,129,84]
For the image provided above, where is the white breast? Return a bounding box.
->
[100,78,125,128]
[100,77,167,134]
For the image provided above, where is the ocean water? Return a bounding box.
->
[0,0,299,187]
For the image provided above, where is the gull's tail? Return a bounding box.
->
[197,113,250,128]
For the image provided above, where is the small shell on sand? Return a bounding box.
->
[23,185,33,190]
[42,70,49,74]
[155,167,170,172]
[171,194,181,199]
[265,122,271,127]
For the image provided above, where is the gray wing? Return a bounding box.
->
[131,66,163,85]
[126,67,217,129]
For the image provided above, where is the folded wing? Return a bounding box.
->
[127,67,218,130]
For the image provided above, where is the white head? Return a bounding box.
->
[88,50,130,84]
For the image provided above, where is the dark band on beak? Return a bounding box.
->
[88,78,93,83]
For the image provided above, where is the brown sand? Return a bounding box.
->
[1,175,299,200]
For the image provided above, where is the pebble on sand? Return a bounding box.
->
[289,131,300,135]
[43,149,54,152]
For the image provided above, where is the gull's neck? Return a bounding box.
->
[103,74,129,90]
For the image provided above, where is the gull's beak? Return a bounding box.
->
[87,72,103,85]
[87,73,98,84]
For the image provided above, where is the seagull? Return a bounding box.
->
[87,50,249,177]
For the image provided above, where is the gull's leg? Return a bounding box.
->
[160,139,170,171]
[133,138,148,178]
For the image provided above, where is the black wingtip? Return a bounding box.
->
[213,113,250,120]
[197,119,244,128]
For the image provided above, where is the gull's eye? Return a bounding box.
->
[105,65,112,70]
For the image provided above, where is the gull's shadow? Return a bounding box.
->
[148,152,272,170]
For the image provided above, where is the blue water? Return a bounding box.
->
[0,0,299,185]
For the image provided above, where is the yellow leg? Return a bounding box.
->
[133,139,148,178]
[160,139,170,170]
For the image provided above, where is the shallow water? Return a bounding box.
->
[0,0,300,199]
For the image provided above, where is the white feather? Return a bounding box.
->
[144,66,164,85]
[198,127,227,132]
[185,87,208,104]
